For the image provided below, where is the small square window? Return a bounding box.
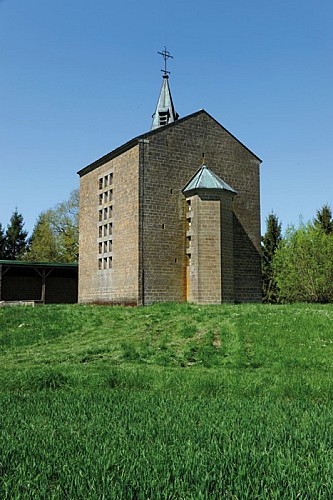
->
[186,236,191,249]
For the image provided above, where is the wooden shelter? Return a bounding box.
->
[0,260,78,304]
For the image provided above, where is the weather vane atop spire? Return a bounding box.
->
[158,46,173,76]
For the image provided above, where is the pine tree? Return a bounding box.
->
[4,209,28,260]
[0,223,5,259]
[262,213,282,303]
[314,204,333,235]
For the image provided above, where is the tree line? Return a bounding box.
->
[0,189,79,263]
[2,189,332,303]
[262,204,333,303]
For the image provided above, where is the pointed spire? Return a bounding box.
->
[151,47,179,130]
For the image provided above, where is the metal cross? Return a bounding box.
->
[158,46,173,75]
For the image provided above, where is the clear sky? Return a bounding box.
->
[1,0,332,235]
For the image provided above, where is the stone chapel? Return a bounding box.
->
[78,54,262,305]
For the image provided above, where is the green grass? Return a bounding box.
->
[0,303,333,497]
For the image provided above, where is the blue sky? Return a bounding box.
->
[1,0,332,235]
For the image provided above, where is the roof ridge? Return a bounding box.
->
[78,109,262,178]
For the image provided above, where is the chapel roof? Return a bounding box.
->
[182,164,237,195]
[78,110,262,177]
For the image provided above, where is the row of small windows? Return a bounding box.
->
[99,206,113,221]
[99,190,113,205]
[186,199,192,265]
[98,170,114,271]
[98,256,113,270]
[99,223,113,238]
[99,173,113,190]
[99,240,113,253]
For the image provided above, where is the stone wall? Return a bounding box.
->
[140,111,262,304]
[186,194,222,304]
[78,110,262,305]
[79,145,140,304]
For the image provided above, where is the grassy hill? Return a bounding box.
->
[1,303,333,497]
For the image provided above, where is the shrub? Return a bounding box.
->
[274,223,333,303]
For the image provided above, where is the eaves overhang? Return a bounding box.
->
[0,260,78,269]
[182,187,237,199]
[77,138,140,177]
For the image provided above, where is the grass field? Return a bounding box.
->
[0,302,333,498]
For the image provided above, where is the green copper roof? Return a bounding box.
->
[182,165,237,194]
[151,75,179,130]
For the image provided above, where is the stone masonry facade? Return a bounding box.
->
[79,146,140,304]
[78,110,262,305]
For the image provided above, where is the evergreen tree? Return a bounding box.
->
[261,213,282,303]
[4,209,28,260]
[0,223,5,259]
[314,204,333,235]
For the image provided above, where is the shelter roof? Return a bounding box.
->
[0,260,78,268]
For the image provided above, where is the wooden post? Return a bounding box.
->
[41,269,46,304]
[34,267,54,304]
[0,264,2,301]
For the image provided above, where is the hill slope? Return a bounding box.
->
[0,302,332,398]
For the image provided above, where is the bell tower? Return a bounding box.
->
[151,47,179,129]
